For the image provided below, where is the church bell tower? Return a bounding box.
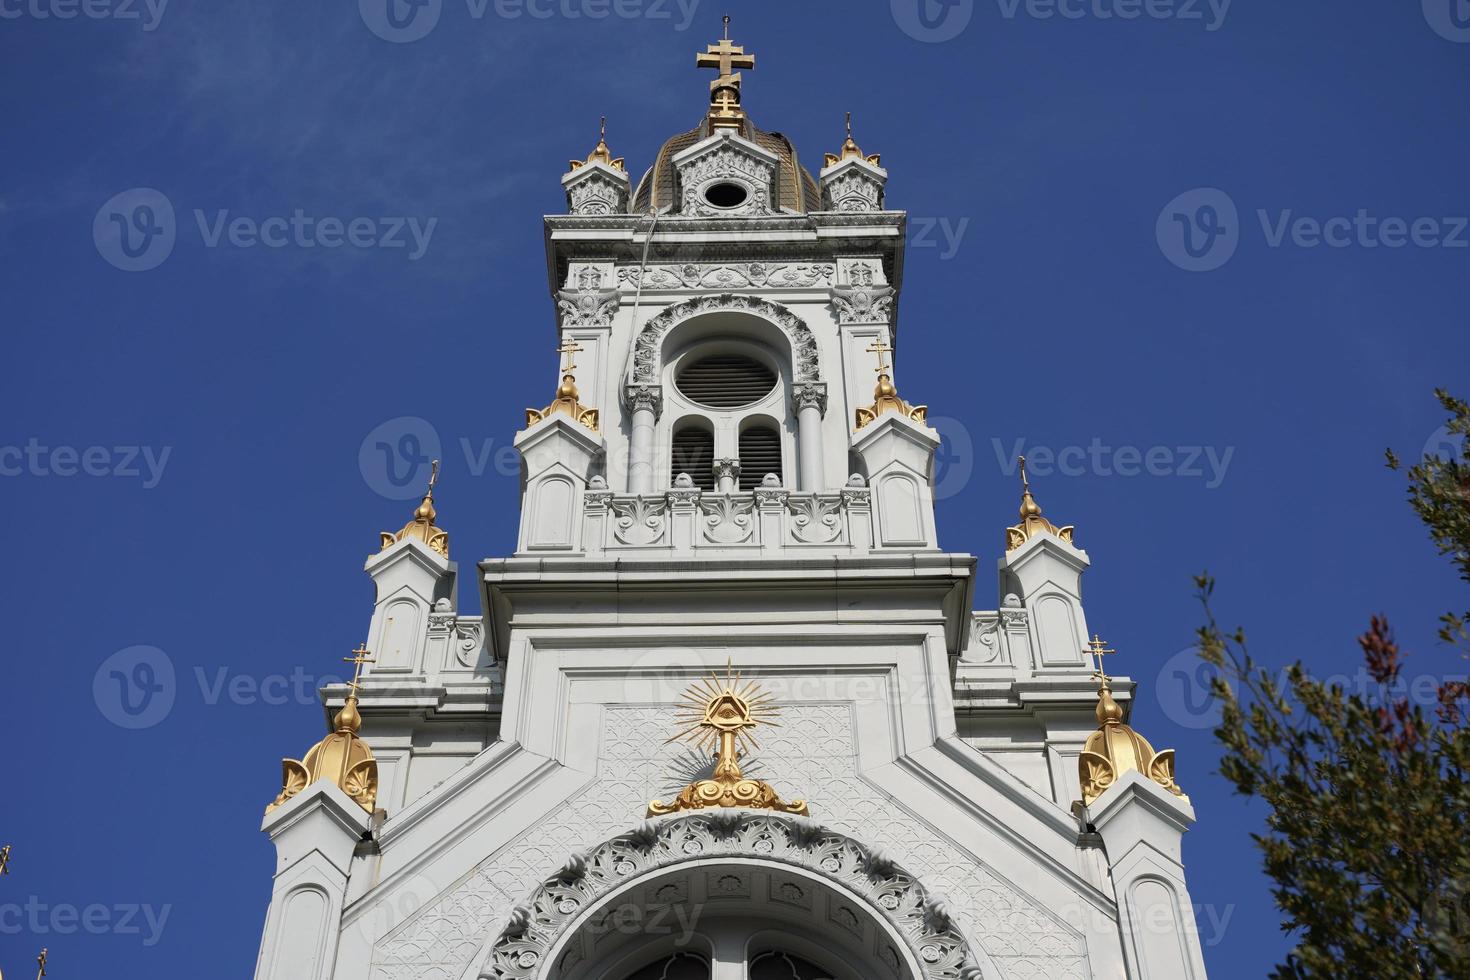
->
[253,23,1210,980]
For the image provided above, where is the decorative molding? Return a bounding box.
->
[618,263,834,291]
[610,497,667,547]
[787,494,843,545]
[674,139,777,218]
[556,265,619,329]
[699,494,755,545]
[620,383,664,418]
[631,294,819,386]
[478,812,977,980]
[792,381,828,416]
[821,167,886,213]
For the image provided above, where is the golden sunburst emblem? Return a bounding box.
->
[648,662,809,818]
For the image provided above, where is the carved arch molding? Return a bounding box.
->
[630,294,820,387]
[478,811,987,980]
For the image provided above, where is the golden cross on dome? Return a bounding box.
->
[343,644,376,698]
[1086,633,1117,683]
[866,338,894,375]
[697,16,755,85]
[557,339,584,375]
[0,844,10,876]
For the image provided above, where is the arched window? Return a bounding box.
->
[749,950,838,980]
[619,951,710,980]
[738,422,783,490]
[670,422,715,492]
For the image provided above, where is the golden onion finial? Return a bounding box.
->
[1077,636,1187,808]
[526,340,599,432]
[380,459,449,558]
[569,116,625,173]
[265,645,380,816]
[825,111,882,168]
[1005,456,1073,551]
[854,338,927,430]
[648,660,808,818]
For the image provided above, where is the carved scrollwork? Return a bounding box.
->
[699,495,755,544]
[610,496,668,546]
[787,494,844,545]
[477,812,980,980]
[631,294,819,385]
[618,263,834,291]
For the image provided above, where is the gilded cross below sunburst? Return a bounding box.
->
[648,663,809,818]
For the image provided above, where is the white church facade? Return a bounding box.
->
[253,27,1210,980]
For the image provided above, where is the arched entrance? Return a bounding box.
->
[476,812,988,980]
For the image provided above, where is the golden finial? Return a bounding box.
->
[380,459,449,558]
[825,111,883,168]
[1005,456,1074,551]
[648,660,809,817]
[1077,637,1186,808]
[0,844,9,876]
[697,16,755,131]
[527,339,599,432]
[266,644,380,816]
[35,949,47,980]
[854,338,927,429]
[569,116,625,173]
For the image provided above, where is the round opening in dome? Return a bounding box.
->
[703,182,749,209]
[676,353,777,409]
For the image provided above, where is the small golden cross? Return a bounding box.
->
[866,339,894,375]
[0,844,10,875]
[696,17,755,86]
[1086,634,1117,683]
[557,340,584,375]
[343,644,376,698]
[36,948,48,979]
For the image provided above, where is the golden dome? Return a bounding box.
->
[632,117,821,214]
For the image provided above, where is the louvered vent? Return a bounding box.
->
[738,425,782,490]
[676,354,777,409]
[670,427,715,491]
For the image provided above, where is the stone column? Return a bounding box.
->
[624,384,662,495]
[713,459,740,494]
[793,382,827,492]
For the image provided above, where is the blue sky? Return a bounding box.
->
[2,0,1468,975]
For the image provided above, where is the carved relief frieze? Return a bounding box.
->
[632,294,819,385]
[618,263,834,291]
